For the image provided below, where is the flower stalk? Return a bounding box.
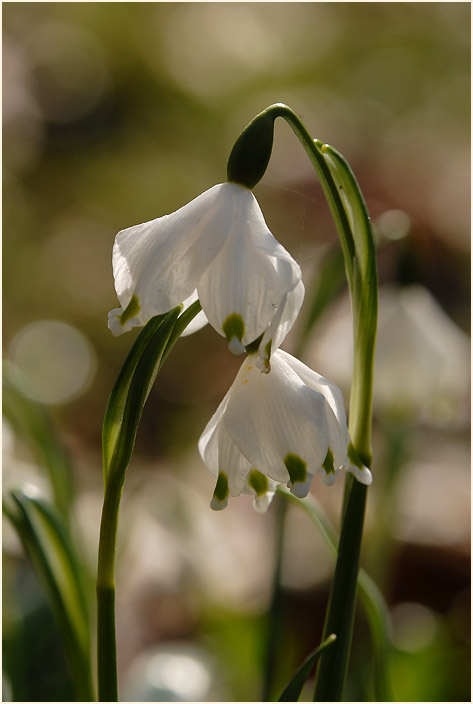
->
[233,104,377,699]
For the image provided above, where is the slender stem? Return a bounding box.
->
[262,496,287,701]
[96,473,122,700]
[248,105,377,700]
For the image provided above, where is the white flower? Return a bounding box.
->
[306,284,470,427]
[198,349,372,512]
[108,183,303,359]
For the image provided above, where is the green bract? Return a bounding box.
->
[226,107,276,189]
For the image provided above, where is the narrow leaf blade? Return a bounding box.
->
[4,490,94,702]
[278,634,337,702]
[106,307,181,485]
[102,313,169,483]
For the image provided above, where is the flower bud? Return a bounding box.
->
[227,110,276,189]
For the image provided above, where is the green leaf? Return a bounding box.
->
[104,307,181,488]
[321,145,375,285]
[3,361,74,522]
[101,312,168,484]
[160,299,203,366]
[4,490,94,702]
[97,300,202,701]
[278,634,337,702]
[318,144,378,462]
[102,300,202,487]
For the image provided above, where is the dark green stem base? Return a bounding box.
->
[313,477,367,700]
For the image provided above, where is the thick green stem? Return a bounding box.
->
[314,480,367,700]
[241,105,377,700]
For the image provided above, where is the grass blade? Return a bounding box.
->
[278,635,337,702]
[4,490,94,702]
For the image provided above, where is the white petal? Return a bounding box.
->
[198,389,232,479]
[108,307,129,337]
[252,492,276,512]
[279,349,349,431]
[258,279,305,366]
[320,471,338,486]
[349,464,373,485]
[111,184,233,329]
[210,495,229,511]
[197,188,301,347]
[287,474,314,497]
[198,389,251,496]
[228,337,246,355]
[223,353,329,484]
[342,458,373,485]
[280,349,351,478]
[179,291,208,337]
[107,300,156,336]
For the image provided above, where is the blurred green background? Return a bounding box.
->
[3,2,470,702]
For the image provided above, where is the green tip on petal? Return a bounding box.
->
[322,448,335,477]
[346,443,373,485]
[347,442,363,469]
[248,469,269,497]
[284,453,307,485]
[211,471,229,510]
[223,313,245,354]
[120,295,140,325]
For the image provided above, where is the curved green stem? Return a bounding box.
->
[239,104,378,699]
[96,302,202,701]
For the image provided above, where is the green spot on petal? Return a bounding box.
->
[120,295,140,325]
[264,339,272,360]
[222,313,245,346]
[213,471,229,502]
[284,453,307,485]
[322,448,335,476]
[347,442,363,469]
[248,469,268,497]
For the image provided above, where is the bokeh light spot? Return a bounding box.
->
[391,602,438,652]
[9,320,96,405]
[375,208,411,241]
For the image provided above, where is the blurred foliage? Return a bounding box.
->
[3,2,470,702]
[4,491,94,701]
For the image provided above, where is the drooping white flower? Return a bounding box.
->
[108,183,303,359]
[198,349,371,512]
[306,284,470,427]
